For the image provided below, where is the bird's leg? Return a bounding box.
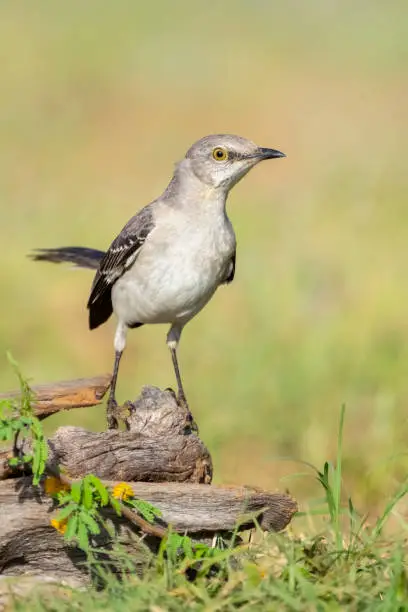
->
[106,322,127,430]
[169,346,187,407]
[167,324,187,405]
[170,346,198,433]
[167,325,198,433]
[106,350,123,429]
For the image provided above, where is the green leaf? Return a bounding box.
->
[82,481,94,510]
[166,532,183,561]
[80,511,101,535]
[0,401,13,418]
[57,491,72,505]
[30,417,48,485]
[8,457,21,467]
[55,503,78,521]
[193,543,208,554]
[70,481,82,504]
[109,495,122,516]
[19,416,34,427]
[126,498,162,523]
[87,475,109,506]
[31,445,47,485]
[182,536,194,559]
[0,422,13,440]
[193,547,207,560]
[1,358,46,486]
[65,514,79,542]
[6,352,35,417]
[77,521,90,551]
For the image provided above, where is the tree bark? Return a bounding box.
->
[0,477,297,587]
[0,374,112,419]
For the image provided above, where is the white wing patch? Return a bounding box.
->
[125,247,142,269]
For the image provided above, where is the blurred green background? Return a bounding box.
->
[1,1,408,515]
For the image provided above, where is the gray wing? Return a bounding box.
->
[87,205,154,329]
[222,251,236,284]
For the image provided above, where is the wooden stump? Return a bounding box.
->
[47,386,213,484]
[0,376,297,589]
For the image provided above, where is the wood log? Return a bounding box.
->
[0,477,297,586]
[0,380,298,588]
[0,374,112,419]
[47,424,213,483]
[102,481,297,533]
[0,478,151,587]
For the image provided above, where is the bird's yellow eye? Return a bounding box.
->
[212,147,228,161]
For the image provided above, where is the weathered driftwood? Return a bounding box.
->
[0,477,152,587]
[0,376,109,480]
[102,481,297,533]
[0,477,297,586]
[0,374,112,419]
[0,378,298,589]
[47,424,212,483]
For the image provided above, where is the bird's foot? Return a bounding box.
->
[177,393,199,435]
[184,410,199,435]
[165,387,199,434]
[106,397,120,430]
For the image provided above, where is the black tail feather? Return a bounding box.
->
[29,246,105,270]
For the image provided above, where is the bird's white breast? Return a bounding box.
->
[111,203,236,327]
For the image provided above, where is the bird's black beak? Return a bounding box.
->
[258,147,286,160]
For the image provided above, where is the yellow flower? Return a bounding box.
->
[44,476,70,495]
[112,482,134,501]
[50,517,68,535]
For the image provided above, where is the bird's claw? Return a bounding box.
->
[184,411,199,434]
[177,394,199,434]
[165,388,199,434]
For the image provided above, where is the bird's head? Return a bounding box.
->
[183,134,285,192]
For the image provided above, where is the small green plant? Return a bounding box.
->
[156,526,231,591]
[49,477,164,554]
[50,474,231,587]
[50,474,114,551]
[0,353,48,484]
[293,404,367,557]
[315,404,346,552]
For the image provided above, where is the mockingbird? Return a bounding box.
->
[32,134,285,429]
